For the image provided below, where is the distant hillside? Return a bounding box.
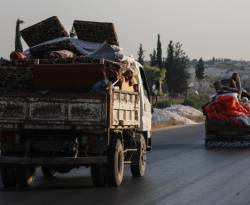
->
[189,59,250,95]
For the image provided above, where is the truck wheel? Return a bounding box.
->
[16,165,36,188]
[90,164,107,187]
[41,166,56,179]
[107,138,124,187]
[130,135,147,177]
[1,164,17,188]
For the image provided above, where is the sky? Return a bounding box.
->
[1,0,250,60]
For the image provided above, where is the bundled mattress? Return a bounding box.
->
[204,93,250,127]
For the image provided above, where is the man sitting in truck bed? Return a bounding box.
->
[228,73,250,99]
[213,81,238,95]
[214,73,250,99]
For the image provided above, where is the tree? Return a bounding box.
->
[195,58,205,81]
[165,41,190,96]
[165,41,175,94]
[195,57,205,92]
[144,65,166,102]
[156,34,163,69]
[15,19,24,52]
[137,44,145,65]
[173,42,190,95]
[150,49,157,66]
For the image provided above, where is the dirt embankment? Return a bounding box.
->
[152,105,204,129]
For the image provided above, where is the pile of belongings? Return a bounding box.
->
[91,56,140,93]
[204,93,250,127]
[5,16,140,93]
[0,67,32,93]
[10,16,124,62]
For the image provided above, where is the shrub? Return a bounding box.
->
[183,94,210,110]
[154,97,185,109]
[155,99,171,109]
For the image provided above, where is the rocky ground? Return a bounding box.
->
[152,105,204,129]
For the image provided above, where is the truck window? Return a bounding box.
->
[139,67,151,101]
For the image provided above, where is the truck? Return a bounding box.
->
[203,90,250,148]
[0,59,152,188]
[0,17,152,188]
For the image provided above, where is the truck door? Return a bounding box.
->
[138,66,152,132]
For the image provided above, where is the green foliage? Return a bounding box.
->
[149,91,208,110]
[144,65,166,94]
[165,41,174,94]
[195,57,205,81]
[155,99,171,108]
[137,44,145,65]
[155,97,185,109]
[156,34,163,69]
[166,41,190,96]
[15,19,24,52]
[150,49,157,66]
[183,94,210,109]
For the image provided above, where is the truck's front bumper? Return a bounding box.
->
[0,156,107,165]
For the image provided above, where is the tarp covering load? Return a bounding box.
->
[204,93,250,127]
[24,37,123,61]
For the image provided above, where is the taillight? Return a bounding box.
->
[87,135,98,146]
[0,132,20,143]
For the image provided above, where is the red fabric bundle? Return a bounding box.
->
[10,51,27,61]
[204,95,250,126]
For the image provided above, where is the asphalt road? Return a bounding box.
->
[2,124,250,205]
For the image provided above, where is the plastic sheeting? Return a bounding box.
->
[25,37,124,61]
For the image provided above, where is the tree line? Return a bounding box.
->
[137,34,205,97]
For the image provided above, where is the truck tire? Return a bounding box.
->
[1,164,17,188]
[16,165,36,187]
[41,166,56,179]
[107,138,124,187]
[90,164,107,187]
[130,135,147,177]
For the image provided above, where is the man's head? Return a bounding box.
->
[232,73,239,81]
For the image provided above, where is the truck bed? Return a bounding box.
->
[205,118,250,148]
[0,89,140,131]
[206,119,250,136]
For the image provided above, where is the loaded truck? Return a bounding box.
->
[0,59,152,188]
[0,17,152,188]
[203,78,250,148]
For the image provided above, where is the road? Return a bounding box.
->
[1,124,250,205]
